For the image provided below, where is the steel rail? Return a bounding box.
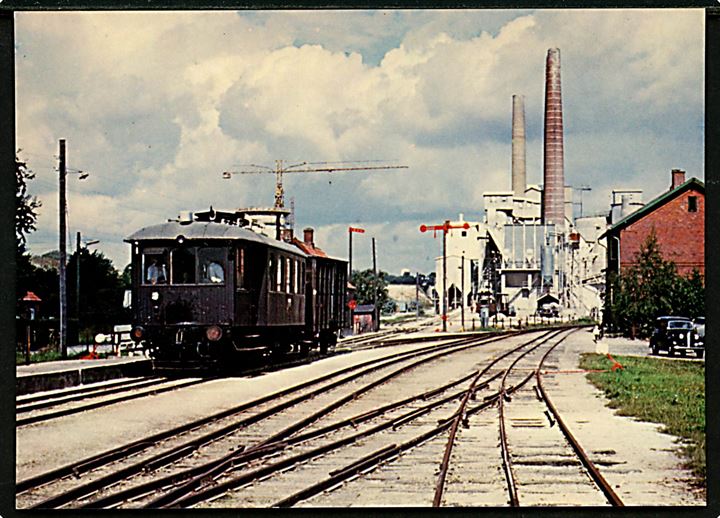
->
[16,377,213,427]
[28,332,511,509]
[16,376,157,405]
[152,331,557,509]
[496,328,575,507]
[273,370,538,508]
[131,332,516,509]
[86,372,505,510]
[433,327,568,507]
[536,332,625,507]
[16,377,167,414]
[18,332,494,495]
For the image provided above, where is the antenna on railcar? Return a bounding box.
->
[221,159,408,209]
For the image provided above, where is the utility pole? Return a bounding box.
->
[59,139,67,359]
[461,252,465,330]
[419,220,469,332]
[348,226,364,330]
[415,272,420,320]
[372,237,379,331]
[76,231,80,345]
[74,231,99,347]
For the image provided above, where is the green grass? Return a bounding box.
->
[579,353,705,486]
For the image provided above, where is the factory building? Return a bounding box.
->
[434,48,609,321]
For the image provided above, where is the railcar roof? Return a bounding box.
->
[125,221,307,256]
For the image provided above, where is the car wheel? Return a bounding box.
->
[651,343,658,355]
[668,347,675,357]
[698,350,704,359]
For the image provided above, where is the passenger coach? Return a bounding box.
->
[125,211,347,368]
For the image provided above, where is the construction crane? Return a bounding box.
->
[222,159,408,209]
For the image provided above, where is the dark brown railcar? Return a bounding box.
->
[125,220,308,365]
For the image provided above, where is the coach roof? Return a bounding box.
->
[125,221,307,256]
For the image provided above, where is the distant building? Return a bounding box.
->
[602,169,704,278]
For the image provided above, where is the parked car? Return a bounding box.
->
[649,316,704,358]
[693,317,705,344]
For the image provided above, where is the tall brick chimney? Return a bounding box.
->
[303,227,315,248]
[671,169,686,190]
[542,48,565,227]
[511,94,527,197]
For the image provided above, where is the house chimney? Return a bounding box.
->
[303,227,314,248]
[542,48,565,228]
[671,169,686,190]
[511,94,527,197]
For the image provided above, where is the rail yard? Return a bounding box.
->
[16,326,701,509]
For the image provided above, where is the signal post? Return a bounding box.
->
[419,221,470,332]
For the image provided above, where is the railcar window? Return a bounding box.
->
[171,248,196,284]
[142,248,168,285]
[285,257,292,293]
[236,248,245,289]
[198,247,225,284]
[268,254,277,291]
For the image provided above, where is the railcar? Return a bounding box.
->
[125,212,347,369]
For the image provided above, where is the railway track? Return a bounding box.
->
[20,325,612,508]
[16,377,212,427]
[17,330,513,509]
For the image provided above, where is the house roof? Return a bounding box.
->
[291,237,329,258]
[599,177,704,239]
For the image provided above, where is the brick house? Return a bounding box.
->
[601,169,704,323]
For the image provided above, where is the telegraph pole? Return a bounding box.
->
[59,139,67,359]
[415,272,420,320]
[461,252,465,330]
[76,231,81,344]
[372,237,379,331]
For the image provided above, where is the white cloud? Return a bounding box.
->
[17,9,704,273]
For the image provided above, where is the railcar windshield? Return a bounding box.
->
[142,246,226,285]
[142,247,168,285]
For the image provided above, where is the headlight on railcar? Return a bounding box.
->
[131,325,145,342]
[151,291,161,301]
[206,325,223,342]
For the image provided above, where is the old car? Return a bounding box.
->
[649,316,704,358]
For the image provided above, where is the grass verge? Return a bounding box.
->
[579,353,705,487]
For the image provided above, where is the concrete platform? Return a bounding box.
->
[16,356,152,396]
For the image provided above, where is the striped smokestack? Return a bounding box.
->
[511,94,527,197]
[542,48,565,227]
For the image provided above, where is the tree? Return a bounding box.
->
[67,249,128,342]
[15,155,43,310]
[15,154,41,253]
[609,231,704,338]
[350,269,389,308]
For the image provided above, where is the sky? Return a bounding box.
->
[15,9,704,274]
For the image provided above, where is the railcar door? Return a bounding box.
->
[234,242,264,326]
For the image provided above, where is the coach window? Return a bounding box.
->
[142,248,168,285]
[268,255,276,291]
[285,258,292,293]
[276,255,284,291]
[236,247,245,289]
[171,247,196,284]
[198,247,225,284]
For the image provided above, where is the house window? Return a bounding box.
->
[688,196,697,212]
